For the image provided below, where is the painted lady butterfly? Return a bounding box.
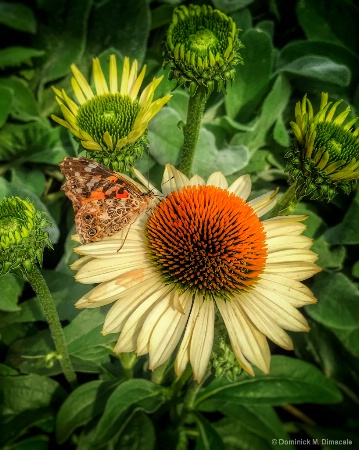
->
[59,157,154,244]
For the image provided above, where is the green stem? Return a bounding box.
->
[118,352,137,379]
[269,182,301,218]
[23,265,77,388]
[180,86,208,177]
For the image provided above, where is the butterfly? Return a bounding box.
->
[59,157,154,244]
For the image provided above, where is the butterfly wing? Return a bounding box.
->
[59,157,146,211]
[60,157,154,243]
[75,197,149,243]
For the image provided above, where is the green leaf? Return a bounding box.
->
[37,0,92,85]
[307,272,359,357]
[212,403,293,449]
[56,380,120,444]
[0,374,65,415]
[93,379,166,446]
[0,47,45,69]
[225,28,273,119]
[196,356,342,408]
[0,86,13,128]
[0,364,18,376]
[194,413,225,450]
[276,55,351,87]
[232,75,291,151]
[273,115,290,147]
[11,167,46,197]
[3,435,49,450]
[0,78,39,122]
[0,408,52,448]
[311,236,345,270]
[296,0,359,53]
[114,411,156,450]
[212,0,254,14]
[324,190,359,244]
[278,41,359,87]
[214,417,273,450]
[0,120,71,164]
[0,3,36,33]
[149,106,250,178]
[65,309,116,356]
[86,0,150,67]
[148,107,182,166]
[0,274,23,312]
[193,129,250,178]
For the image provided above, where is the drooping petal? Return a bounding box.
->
[189,298,215,382]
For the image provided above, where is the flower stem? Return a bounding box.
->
[269,182,301,218]
[118,352,137,379]
[180,86,207,177]
[23,265,77,388]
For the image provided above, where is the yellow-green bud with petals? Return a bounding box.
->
[163,4,243,96]
[286,92,359,201]
[51,55,172,172]
[0,197,52,275]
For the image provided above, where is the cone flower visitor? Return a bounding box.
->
[71,165,320,382]
[286,92,359,201]
[0,197,52,275]
[163,4,243,95]
[51,55,171,171]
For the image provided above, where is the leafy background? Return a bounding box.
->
[1,0,359,448]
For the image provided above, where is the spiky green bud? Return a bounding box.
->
[0,197,52,275]
[211,337,242,382]
[163,4,243,96]
[286,92,359,201]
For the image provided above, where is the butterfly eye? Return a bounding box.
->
[87,227,98,237]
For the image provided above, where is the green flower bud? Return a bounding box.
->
[211,337,242,381]
[163,4,244,95]
[0,197,52,275]
[286,92,359,201]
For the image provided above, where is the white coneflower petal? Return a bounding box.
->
[103,279,163,334]
[207,171,228,189]
[227,174,251,200]
[248,190,278,217]
[114,285,174,353]
[189,299,215,382]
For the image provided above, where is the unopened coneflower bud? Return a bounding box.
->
[163,4,243,96]
[0,197,52,275]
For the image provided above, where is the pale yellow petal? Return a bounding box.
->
[215,298,254,375]
[219,299,271,373]
[114,284,174,353]
[190,298,215,382]
[206,172,228,189]
[227,174,252,200]
[103,279,163,334]
[175,295,200,376]
[248,189,278,217]
[148,293,192,369]
[162,164,189,196]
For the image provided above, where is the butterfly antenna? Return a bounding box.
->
[116,222,133,253]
